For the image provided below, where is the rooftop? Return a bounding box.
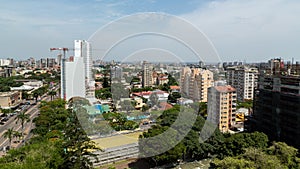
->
[0,91,20,97]
[214,85,236,93]
[170,85,180,90]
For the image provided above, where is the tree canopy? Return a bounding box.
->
[0,99,100,169]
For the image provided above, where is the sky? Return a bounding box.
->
[1,0,300,62]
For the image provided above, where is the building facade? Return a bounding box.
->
[65,57,86,101]
[0,91,22,109]
[226,66,258,101]
[249,71,300,148]
[74,40,93,84]
[62,40,94,101]
[110,65,123,81]
[207,85,237,133]
[180,67,214,102]
[142,61,153,87]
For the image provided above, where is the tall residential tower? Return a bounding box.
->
[207,85,237,133]
[180,67,214,102]
[226,66,258,101]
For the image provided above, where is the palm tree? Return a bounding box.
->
[13,131,23,143]
[15,112,30,134]
[1,108,13,117]
[21,91,29,100]
[3,128,14,148]
[48,90,57,101]
[33,91,40,102]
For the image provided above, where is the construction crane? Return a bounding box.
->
[50,47,70,100]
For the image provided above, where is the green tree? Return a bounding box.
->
[61,109,100,169]
[21,91,29,100]
[32,90,41,102]
[0,139,64,169]
[139,105,224,166]
[15,112,30,134]
[267,142,300,168]
[142,104,150,112]
[123,120,139,130]
[102,77,110,88]
[217,132,269,159]
[3,128,15,148]
[1,108,13,117]
[167,92,181,104]
[167,74,178,86]
[33,99,68,136]
[95,88,112,100]
[48,90,57,101]
[13,131,23,143]
[212,145,297,169]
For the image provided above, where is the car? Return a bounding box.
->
[0,121,5,125]
[1,117,9,122]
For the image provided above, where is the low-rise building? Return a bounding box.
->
[0,91,22,109]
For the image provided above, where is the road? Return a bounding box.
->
[0,94,52,154]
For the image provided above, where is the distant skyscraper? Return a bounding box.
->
[62,40,94,101]
[142,61,153,87]
[207,85,237,133]
[65,57,86,101]
[74,40,93,84]
[46,58,56,68]
[111,65,123,81]
[74,40,95,98]
[57,54,62,66]
[0,59,11,66]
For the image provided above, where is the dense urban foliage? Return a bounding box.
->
[138,104,300,168]
[0,99,100,169]
[103,112,139,131]
[0,76,24,92]
[212,142,300,168]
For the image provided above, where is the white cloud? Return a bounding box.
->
[181,0,300,62]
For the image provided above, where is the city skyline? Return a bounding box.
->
[1,0,300,62]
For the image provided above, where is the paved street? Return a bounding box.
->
[0,95,52,156]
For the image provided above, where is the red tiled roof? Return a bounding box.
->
[159,102,173,110]
[170,86,180,90]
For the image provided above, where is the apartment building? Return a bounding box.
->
[180,67,213,102]
[249,61,300,149]
[142,61,153,87]
[226,66,258,101]
[207,85,237,133]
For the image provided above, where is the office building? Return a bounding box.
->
[207,85,237,133]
